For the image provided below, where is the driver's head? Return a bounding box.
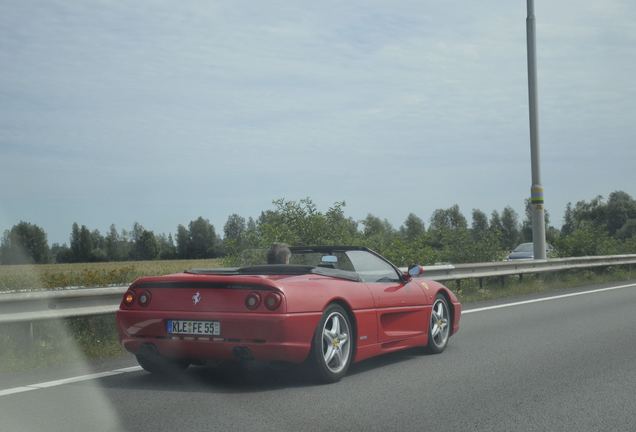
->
[267,243,291,264]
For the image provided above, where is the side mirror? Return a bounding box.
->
[407,264,424,277]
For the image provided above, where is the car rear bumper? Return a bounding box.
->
[117,309,322,364]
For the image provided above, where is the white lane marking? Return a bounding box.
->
[29,370,123,389]
[0,366,142,398]
[0,387,36,397]
[113,366,143,373]
[463,283,636,314]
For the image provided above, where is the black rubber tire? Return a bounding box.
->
[425,293,451,354]
[136,354,190,374]
[309,303,354,384]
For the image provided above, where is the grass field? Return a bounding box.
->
[0,258,224,292]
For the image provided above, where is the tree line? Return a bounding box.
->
[1,191,635,266]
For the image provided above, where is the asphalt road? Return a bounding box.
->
[2,281,636,432]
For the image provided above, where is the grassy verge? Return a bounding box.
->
[453,266,634,304]
[0,266,633,373]
[0,258,223,292]
[0,315,126,373]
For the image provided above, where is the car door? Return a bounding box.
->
[346,250,428,343]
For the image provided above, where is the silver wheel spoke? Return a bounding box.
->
[333,348,342,366]
[339,333,348,345]
[332,316,340,335]
[323,331,333,345]
[436,302,443,318]
[325,345,336,364]
[432,324,440,337]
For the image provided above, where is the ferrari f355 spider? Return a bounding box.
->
[117,246,461,382]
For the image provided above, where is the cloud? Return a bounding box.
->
[0,0,635,242]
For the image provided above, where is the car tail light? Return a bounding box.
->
[264,292,282,311]
[123,291,135,307]
[245,292,261,310]
[138,291,151,307]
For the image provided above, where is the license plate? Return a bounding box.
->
[167,320,220,336]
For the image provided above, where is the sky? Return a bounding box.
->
[1,0,635,245]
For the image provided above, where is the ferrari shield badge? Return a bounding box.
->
[192,291,201,305]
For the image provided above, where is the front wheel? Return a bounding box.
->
[425,294,451,354]
[309,304,354,383]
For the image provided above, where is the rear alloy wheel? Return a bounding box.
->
[426,294,451,354]
[310,304,353,383]
[136,353,189,374]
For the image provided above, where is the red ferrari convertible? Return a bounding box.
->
[117,246,461,382]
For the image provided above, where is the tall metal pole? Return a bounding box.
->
[526,0,547,259]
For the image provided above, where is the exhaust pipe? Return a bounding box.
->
[138,343,159,356]
[232,346,254,361]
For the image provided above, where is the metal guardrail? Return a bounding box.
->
[1,255,635,324]
[402,254,636,281]
[0,286,127,324]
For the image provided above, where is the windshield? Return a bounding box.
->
[514,243,534,253]
[233,247,400,281]
[235,248,354,271]
[207,247,400,282]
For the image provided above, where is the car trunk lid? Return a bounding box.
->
[125,274,284,313]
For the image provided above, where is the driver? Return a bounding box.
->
[266,243,291,264]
